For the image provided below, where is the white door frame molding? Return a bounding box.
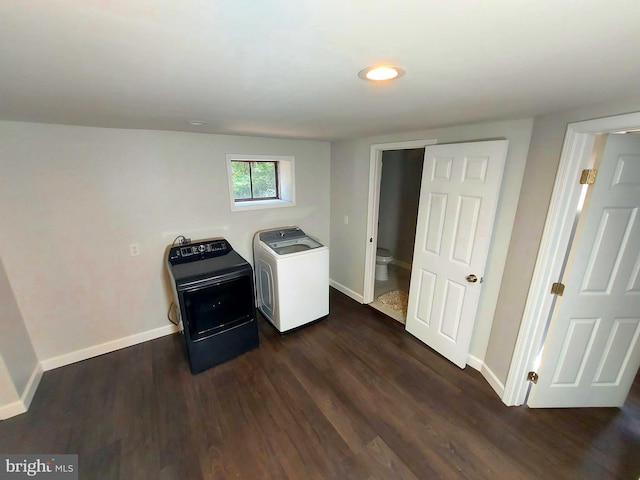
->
[502,111,640,406]
[364,139,437,304]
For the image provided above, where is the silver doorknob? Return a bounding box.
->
[466,274,478,283]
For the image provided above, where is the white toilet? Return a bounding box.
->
[375,248,393,281]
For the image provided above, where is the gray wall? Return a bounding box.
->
[0,258,38,406]
[330,118,534,361]
[0,121,330,364]
[486,96,640,384]
[377,149,423,266]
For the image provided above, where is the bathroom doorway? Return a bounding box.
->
[369,147,425,323]
[363,138,437,313]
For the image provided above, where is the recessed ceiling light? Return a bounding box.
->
[358,65,405,82]
[187,121,207,126]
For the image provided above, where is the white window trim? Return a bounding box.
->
[225,154,296,212]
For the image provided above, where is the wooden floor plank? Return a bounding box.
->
[1,288,638,479]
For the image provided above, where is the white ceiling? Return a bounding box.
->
[1,1,639,141]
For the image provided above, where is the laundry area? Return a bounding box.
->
[164,226,329,373]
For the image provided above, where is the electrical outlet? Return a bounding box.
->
[344,215,349,225]
[130,243,140,256]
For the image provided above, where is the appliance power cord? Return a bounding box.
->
[167,301,179,326]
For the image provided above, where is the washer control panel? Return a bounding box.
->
[167,238,231,265]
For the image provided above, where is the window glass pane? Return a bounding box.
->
[226,154,293,210]
[231,161,252,199]
[250,162,277,198]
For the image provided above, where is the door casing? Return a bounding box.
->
[503,111,640,406]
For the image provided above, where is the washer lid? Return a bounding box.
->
[259,227,306,244]
[268,237,323,255]
[259,227,324,255]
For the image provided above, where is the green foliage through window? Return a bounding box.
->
[231,161,279,201]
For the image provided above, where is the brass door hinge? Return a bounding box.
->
[550,282,565,296]
[527,371,539,384]
[580,169,597,185]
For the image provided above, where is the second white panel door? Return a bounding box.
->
[406,140,508,368]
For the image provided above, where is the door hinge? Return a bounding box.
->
[580,169,597,185]
[550,282,565,296]
[527,371,539,384]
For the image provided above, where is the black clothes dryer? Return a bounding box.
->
[166,238,259,374]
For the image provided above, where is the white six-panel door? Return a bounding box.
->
[405,140,508,368]
[528,134,640,407]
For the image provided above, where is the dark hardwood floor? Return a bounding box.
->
[1,288,639,479]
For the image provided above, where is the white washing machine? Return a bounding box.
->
[253,226,329,332]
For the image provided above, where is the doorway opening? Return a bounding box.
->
[370,148,425,323]
[365,138,511,373]
[363,139,437,318]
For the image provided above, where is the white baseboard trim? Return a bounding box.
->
[466,354,483,371]
[0,363,43,420]
[0,400,26,420]
[329,279,364,304]
[391,259,411,270]
[21,363,43,411]
[481,363,505,399]
[41,324,179,371]
[2,327,177,418]
[465,355,505,400]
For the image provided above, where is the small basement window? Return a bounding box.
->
[226,154,295,211]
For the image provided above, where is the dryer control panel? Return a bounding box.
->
[167,238,231,265]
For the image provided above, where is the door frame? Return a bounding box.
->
[364,138,437,304]
[502,111,640,406]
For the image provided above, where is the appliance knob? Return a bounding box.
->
[198,245,206,253]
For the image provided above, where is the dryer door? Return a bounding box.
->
[182,275,254,341]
